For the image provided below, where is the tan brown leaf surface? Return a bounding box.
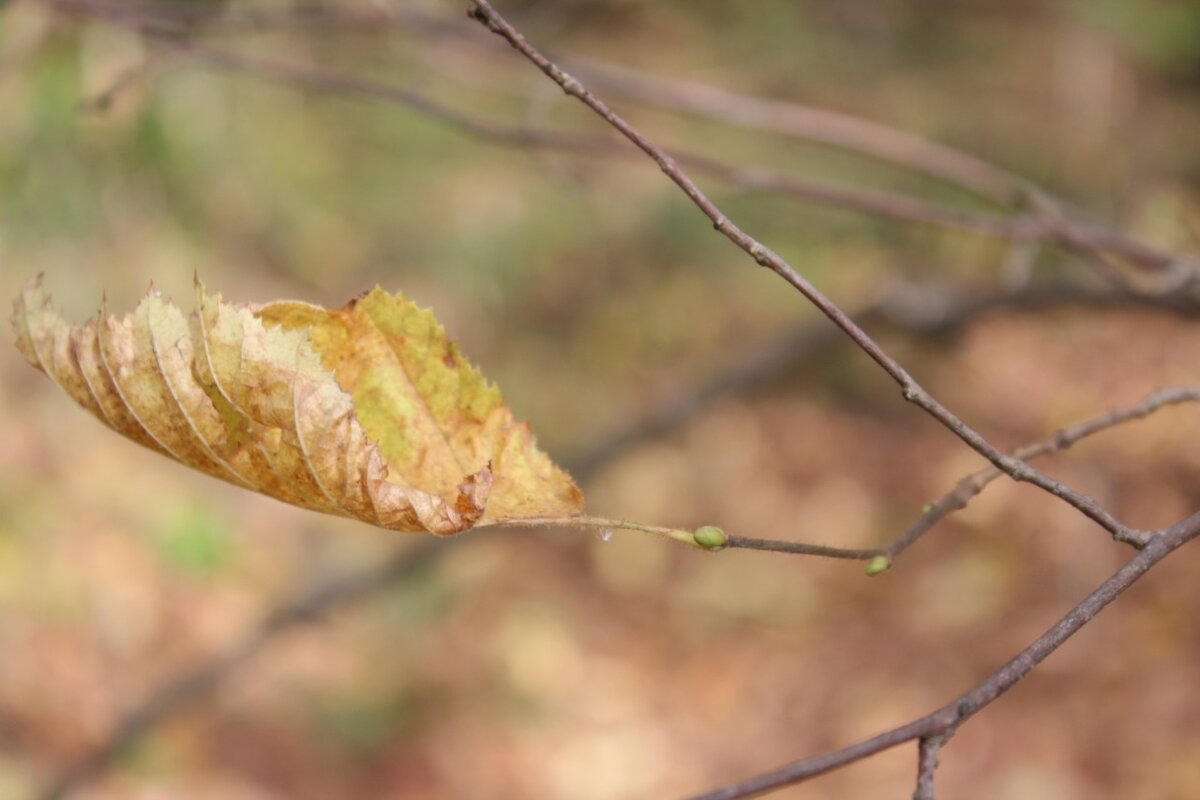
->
[12,276,583,534]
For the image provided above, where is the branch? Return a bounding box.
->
[569,60,1198,279]
[245,2,1200,279]
[685,509,1200,800]
[70,29,1043,246]
[56,0,1168,548]
[913,734,948,800]
[882,384,1200,561]
[98,0,1186,278]
[465,0,1146,548]
[49,0,1198,285]
[571,59,1029,207]
[727,385,1200,567]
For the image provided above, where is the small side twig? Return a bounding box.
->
[498,386,1200,568]
[884,385,1200,562]
[725,385,1200,567]
[913,734,949,800]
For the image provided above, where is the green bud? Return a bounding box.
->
[693,525,727,550]
[921,504,933,514]
[865,555,890,576]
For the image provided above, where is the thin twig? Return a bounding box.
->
[884,385,1200,562]
[722,537,882,560]
[77,31,1037,244]
[913,734,949,800]
[466,0,1147,548]
[497,388,1200,566]
[156,0,1200,277]
[684,509,1200,800]
[569,59,1198,278]
[568,59,1030,208]
[723,385,1200,566]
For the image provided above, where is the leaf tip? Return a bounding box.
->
[12,273,52,368]
[14,272,46,310]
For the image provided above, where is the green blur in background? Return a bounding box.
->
[1,1,1199,798]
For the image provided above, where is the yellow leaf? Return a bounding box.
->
[12,275,583,535]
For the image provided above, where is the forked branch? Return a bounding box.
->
[880,384,1200,563]
[685,510,1200,799]
[465,0,1146,549]
[712,385,1200,566]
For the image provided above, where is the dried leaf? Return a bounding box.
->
[12,276,583,535]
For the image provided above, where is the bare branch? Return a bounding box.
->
[686,510,1200,800]
[569,60,1198,278]
[95,0,1155,257]
[726,385,1200,565]
[75,31,1039,245]
[913,734,949,800]
[567,59,1026,206]
[884,385,1200,561]
[722,537,882,560]
[465,0,1147,547]
[51,0,1198,284]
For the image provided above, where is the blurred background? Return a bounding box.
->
[2,0,1200,798]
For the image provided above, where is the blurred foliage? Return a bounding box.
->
[154,501,233,578]
[1,1,1199,799]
